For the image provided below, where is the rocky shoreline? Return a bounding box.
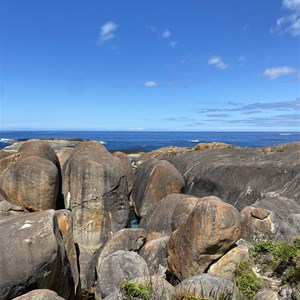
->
[0,139,299,299]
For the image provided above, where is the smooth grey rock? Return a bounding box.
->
[96,250,149,299]
[139,194,194,241]
[241,196,300,242]
[96,228,147,264]
[12,289,65,300]
[139,237,169,276]
[0,210,75,299]
[174,274,236,299]
[76,243,96,299]
[166,143,300,210]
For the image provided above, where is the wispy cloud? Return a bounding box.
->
[170,41,178,48]
[147,25,158,33]
[208,55,228,70]
[261,66,297,79]
[144,81,158,87]
[161,29,171,39]
[271,0,300,36]
[199,98,300,113]
[98,21,118,45]
[238,55,247,67]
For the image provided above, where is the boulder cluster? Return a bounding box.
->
[0,140,299,299]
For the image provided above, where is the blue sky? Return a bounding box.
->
[1,0,299,131]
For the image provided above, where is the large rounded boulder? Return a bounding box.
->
[96,250,149,299]
[131,159,184,218]
[167,196,241,280]
[0,210,76,299]
[1,140,61,211]
[62,141,130,251]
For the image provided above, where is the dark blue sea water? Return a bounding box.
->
[0,131,299,152]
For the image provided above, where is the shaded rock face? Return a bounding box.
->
[62,141,130,252]
[0,210,75,299]
[97,228,147,264]
[131,159,185,218]
[76,244,96,299]
[166,144,300,210]
[171,196,199,232]
[56,147,74,170]
[139,237,170,276]
[113,151,134,193]
[241,196,300,242]
[254,290,279,300]
[174,274,236,299]
[208,243,249,280]
[96,250,149,299]
[12,289,65,300]
[168,196,241,280]
[0,140,61,211]
[139,193,198,241]
[0,188,29,217]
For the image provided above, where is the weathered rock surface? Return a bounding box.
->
[139,237,169,276]
[194,141,236,151]
[0,140,61,211]
[254,290,279,300]
[56,147,74,170]
[241,196,300,242]
[0,188,29,217]
[3,138,87,154]
[131,159,184,218]
[96,228,147,264]
[96,250,149,299]
[137,146,193,164]
[139,194,197,241]
[168,196,241,280]
[130,276,174,300]
[76,244,96,299]
[62,141,130,251]
[0,210,75,299]
[55,210,79,296]
[208,243,249,280]
[2,156,60,211]
[174,274,236,299]
[113,151,134,193]
[170,195,199,231]
[17,140,60,167]
[166,143,300,210]
[12,289,65,300]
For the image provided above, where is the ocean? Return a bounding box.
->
[0,131,299,152]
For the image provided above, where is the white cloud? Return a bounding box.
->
[144,81,158,87]
[98,21,118,45]
[238,55,247,67]
[162,29,171,39]
[283,0,300,11]
[262,66,297,79]
[272,0,300,36]
[208,55,228,70]
[148,25,158,33]
[170,41,178,48]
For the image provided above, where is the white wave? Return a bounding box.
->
[0,138,12,143]
[99,140,107,144]
[279,133,291,136]
[189,139,200,143]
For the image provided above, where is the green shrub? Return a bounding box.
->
[121,280,151,300]
[236,260,261,299]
